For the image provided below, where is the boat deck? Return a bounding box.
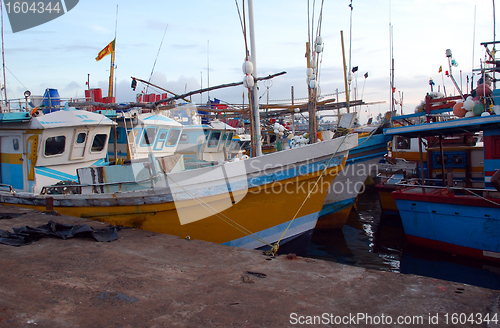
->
[392,185,500,207]
[0,205,498,327]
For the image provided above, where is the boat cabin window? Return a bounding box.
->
[226,132,234,146]
[179,132,188,144]
[141,127,157,146]
[12,138,19,151]
[91,134,108,152]
[221,132,228,145]
[203,129,210,141]
[45,136,66,156]
[208,131,221,147]
[76,132,87,144]
[166,129,181,147]
[395,136,410,150]
[154,129,169,150]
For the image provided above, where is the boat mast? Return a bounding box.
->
[108,5,118,98]
[1,0,7,110]
[341,31,350,114]
[247,0,262,156]
[390,23,396,115]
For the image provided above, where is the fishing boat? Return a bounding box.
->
[386,114,500,262]
[0,130,358,249]
[375,95,484,215]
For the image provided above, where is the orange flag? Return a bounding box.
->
[96,39,115,61]
[438,65,442,73]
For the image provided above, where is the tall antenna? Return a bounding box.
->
[146,23,169,94]
[472,5,476,91]
[389,0,395,115]
[494,0,496,43]
[1,0,7,109]
[207,40,210,103]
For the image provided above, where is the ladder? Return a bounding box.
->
[123,113,137,160]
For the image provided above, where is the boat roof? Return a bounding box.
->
[137,112,183,127]
[182,120,236,131]
[30,108,116,129]
[233,134,251,141]
[383,115,500,138]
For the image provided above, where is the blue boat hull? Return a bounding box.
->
[393,188,500,262]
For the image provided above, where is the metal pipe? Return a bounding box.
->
[247,0,262,156]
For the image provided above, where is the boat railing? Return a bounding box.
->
[39,172,165,195]
[0,184,16,193]
[394,180,500,200]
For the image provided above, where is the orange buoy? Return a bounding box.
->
[452,101,466,117]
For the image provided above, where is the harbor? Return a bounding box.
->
[0,204,498,327]
[0,1,500,327]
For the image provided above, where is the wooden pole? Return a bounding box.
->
[108,50,115,98]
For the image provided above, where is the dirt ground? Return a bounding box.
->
[0,205,498,328]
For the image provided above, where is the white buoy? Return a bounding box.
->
[463,96,475,111]
[242,60,253,75]
[243,74,254,88]
[306,67,314,77]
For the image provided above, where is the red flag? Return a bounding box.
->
[96,39,115,61]
[438,66,442,73]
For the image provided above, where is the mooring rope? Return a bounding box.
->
[165,174,274,248]
[265,133,351,256]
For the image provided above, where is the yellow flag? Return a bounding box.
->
[96,39,115,61]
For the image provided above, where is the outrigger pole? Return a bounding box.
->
[70,72,286,111]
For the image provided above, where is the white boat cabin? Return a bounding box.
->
[0,107,115,193]
[176,120,236,163]
[108,111,183,161]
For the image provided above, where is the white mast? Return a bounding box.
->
[247,0,262,156]
[0,0,7,110]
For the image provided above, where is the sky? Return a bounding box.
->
[0,0,497,124]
